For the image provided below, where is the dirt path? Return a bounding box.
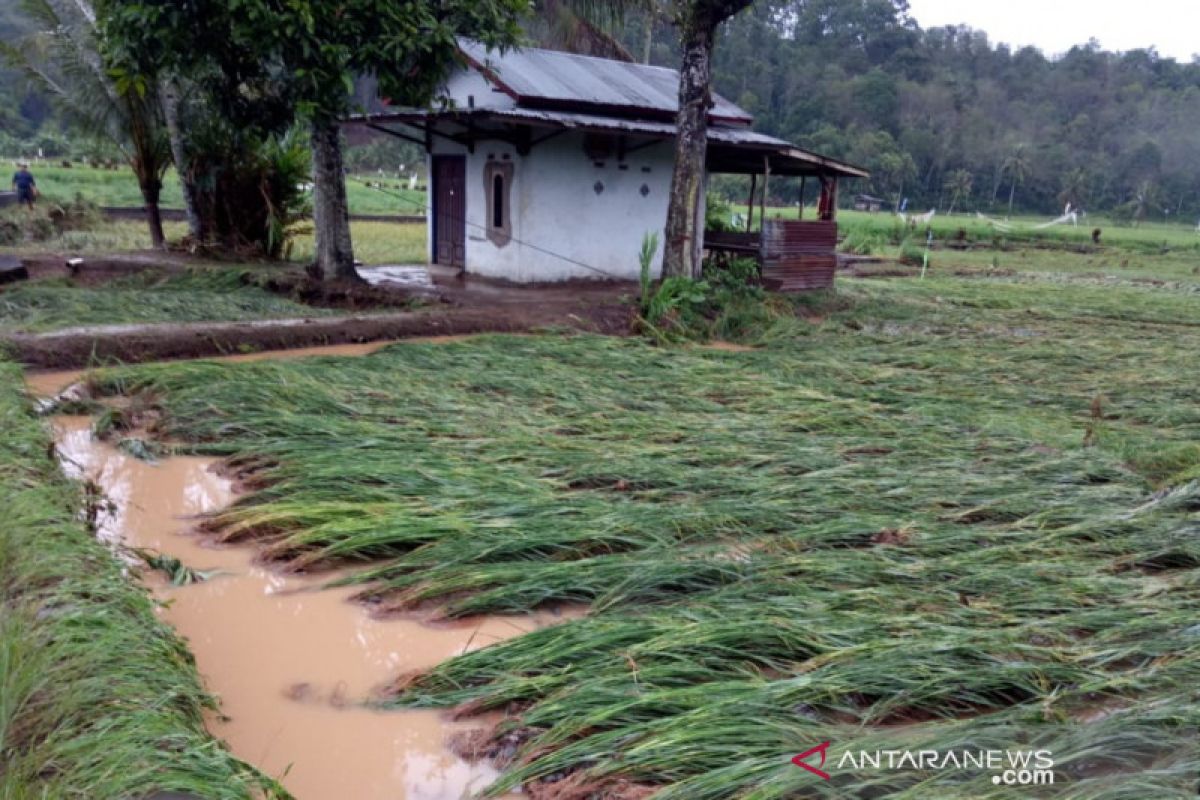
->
[5,252,636,367]
[7,303,633,369]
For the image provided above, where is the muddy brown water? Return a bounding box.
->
[23,336,482,398]
[32,345,575,800]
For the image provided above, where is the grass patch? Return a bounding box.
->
[734,206,1200,255]
[4,163,423,217]
[83,257,1200,797]
[287,220,426,265]
[0,361,283,798]
[0,268,337,333]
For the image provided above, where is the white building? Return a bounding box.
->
[355,41,866,286]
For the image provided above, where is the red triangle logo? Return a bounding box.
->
[792,741,832,780]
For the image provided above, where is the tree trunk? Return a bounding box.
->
[140,175,165,249]
[161,80,204,241]
[1007,182,1017,219]
[662,24,716,279]
[310,117,358,282]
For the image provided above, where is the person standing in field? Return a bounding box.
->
[11,163,37,210]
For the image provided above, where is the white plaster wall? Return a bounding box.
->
[439,69,516,111]
[429,131,674,282]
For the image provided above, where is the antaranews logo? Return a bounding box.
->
[791,741,832,781]
[792,743,1055,786]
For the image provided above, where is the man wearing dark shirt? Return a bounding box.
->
[11,163,37,208]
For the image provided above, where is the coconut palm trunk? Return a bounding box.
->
[310,117,358,281]
[139,174,166,249]
[161,81,204,241]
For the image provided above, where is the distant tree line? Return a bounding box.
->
[621,0,1200,221]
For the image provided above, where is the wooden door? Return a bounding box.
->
[433,155,466,268]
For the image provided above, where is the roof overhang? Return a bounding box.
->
[352,107,869,180]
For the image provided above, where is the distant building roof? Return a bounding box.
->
[457,40,753,125]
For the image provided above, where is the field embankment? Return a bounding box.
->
[0,361,283,799]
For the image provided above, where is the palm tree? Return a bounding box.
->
[1132,180,1159,227]
[1,0,172,248]
[1002,145,1030,220]
[1057,168,1087,212]
[944,169,973,215]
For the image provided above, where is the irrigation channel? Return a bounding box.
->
[27,340,578,800]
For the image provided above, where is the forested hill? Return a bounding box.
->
[0,6,49,143]
[624,0,1200,219]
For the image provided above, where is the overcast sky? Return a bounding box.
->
[905,0,1197,61]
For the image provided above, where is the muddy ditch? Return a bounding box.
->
[30,349,585,800]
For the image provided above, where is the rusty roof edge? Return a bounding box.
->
[776,147,870,178]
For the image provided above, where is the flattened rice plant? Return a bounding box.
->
[85,266,1200,798]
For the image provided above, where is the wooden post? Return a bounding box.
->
[798,176,806,219]
[745,173,756,232]
[759,158,771,265]
[761,157,770,227]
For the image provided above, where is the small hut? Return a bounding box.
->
[354,41,867,290]
[854,194,886,213]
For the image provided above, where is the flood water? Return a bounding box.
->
[33,349,570,799]
[24,335,484,398]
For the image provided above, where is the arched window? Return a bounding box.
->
[492,173,504,229]
[484,160,513,247]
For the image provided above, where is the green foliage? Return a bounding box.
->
[841,226,885,255]
[898,236,925,266]
[704,194,735,232]
[637,229,660,308]
[0,192,103,245]
[638,255,799,345]
[2,0,172,231]
[100,0,529,123]
[621,3,1200,218]
[132,549,223,585]
[344,136,423,175]
[638,275,711,340]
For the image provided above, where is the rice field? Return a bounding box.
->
[82,260,1200,798]
[0,361,283,798]
[3,162,423,217]
[737,205,1200,256]
[287,220,427,265]
[0,268,336,333]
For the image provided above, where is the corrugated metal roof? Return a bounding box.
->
[459,40,752,123]
[356,105,869,178]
